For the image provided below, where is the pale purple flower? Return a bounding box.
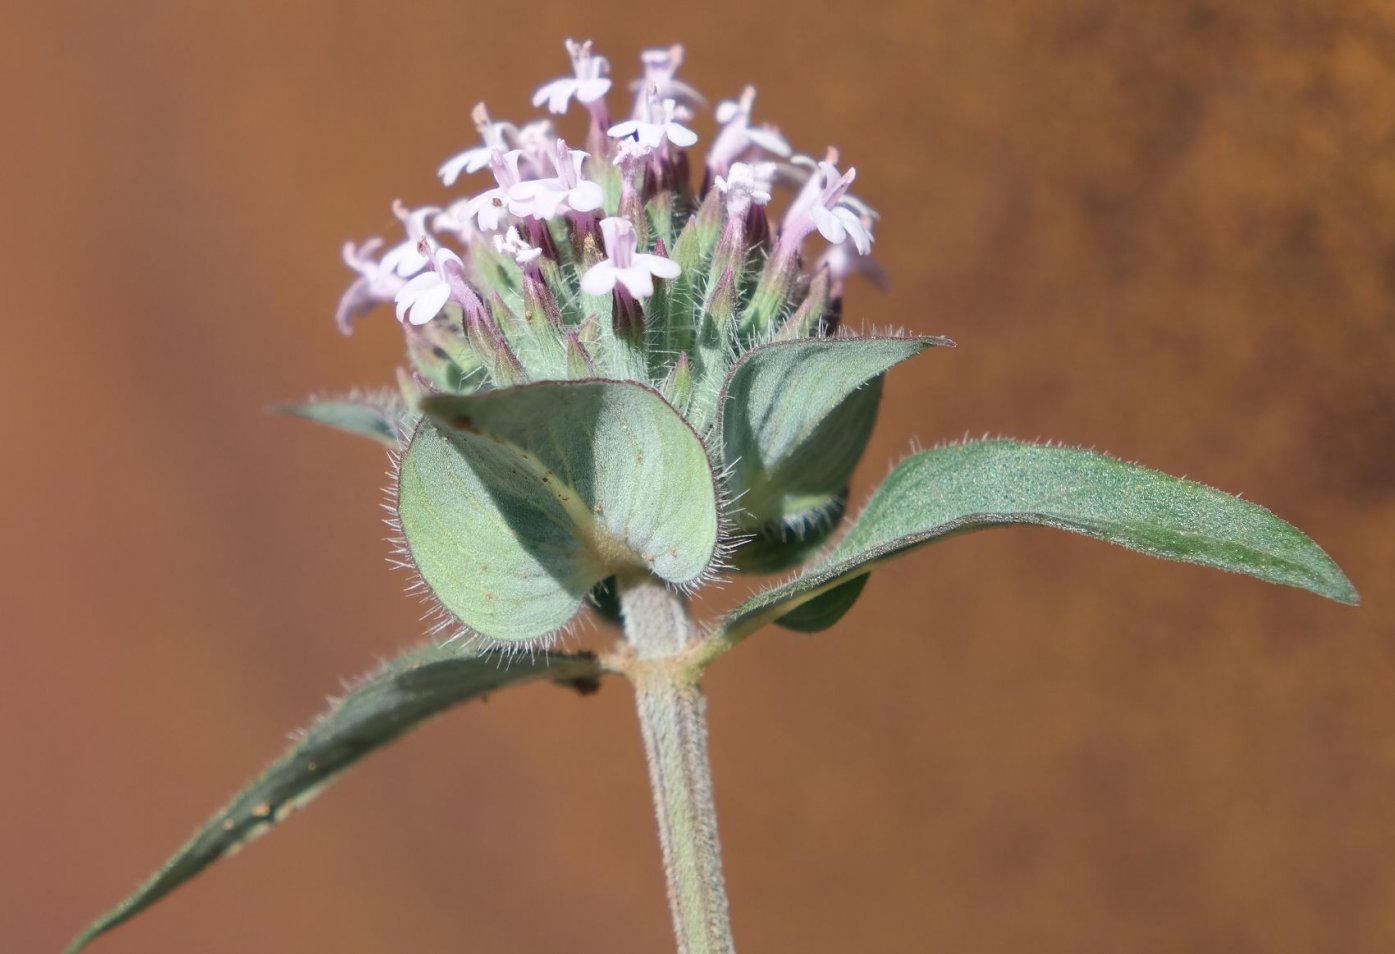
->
[808,167,873,254]
[335,238,406,334]
[708,87,791,176]
[581,217,681,299]
[780,158,874,256]
[508,139,605,220]
[630,45,705,115]
[394,248,465,325]
[608,93,698,150]
[492,226,543,266]
[378,201,441,277]
[714,161,773,220]
[513,118,559,176]
[533,39,612,115]
[438,103,517,186]
[460,150,532,231]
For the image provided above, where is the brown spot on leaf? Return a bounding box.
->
[558,655,602,696]
[563,675,602,696]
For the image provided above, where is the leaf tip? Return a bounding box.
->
[1325,574,1361,607]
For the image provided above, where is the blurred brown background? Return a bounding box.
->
[3,1,1393,952]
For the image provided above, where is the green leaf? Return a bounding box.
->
[67,643,602,954]
[401,380,719,642]
[712,440,1358,653]
[774,574,869,633]
[276,393,406,447]
[729,492,848,574]
[718,336,951,539]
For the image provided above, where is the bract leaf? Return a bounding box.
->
[402,380,719,642]
[718,336,950,537]
[711,440,1358,655]
[277,393,407,447]
[67,644,602,954]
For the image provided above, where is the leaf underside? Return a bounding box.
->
[67,644,603,954]
[401,379,719,642]
[723,440,1359,641]
[277,394,407,447]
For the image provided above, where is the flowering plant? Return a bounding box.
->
[70,40,1356,954]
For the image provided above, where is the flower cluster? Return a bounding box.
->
[336,39,880,425]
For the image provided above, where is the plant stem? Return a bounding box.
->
[619,577,736,954]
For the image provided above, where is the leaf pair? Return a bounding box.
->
[84,365,1358,953]
[398,380,720,642]
[389,333,949,643]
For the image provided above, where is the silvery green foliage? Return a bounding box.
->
[716,441,1359,651]
[66,644,602,954]
[72,39,1356,954]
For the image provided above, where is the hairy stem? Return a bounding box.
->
[620,577,735,954]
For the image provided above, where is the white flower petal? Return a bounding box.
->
[811,205,847,245]
[839,211,873,255]
[576,77,612,103]
[568,180,604,213]
[465,190,509,231]
[533,78,577,114]
[527,185,566,220]
[580,261,618,296]
[395,272,441,323]
[639,254,681,280]
[666,123,699,148]
[615,265,655,299]
[381,240,429,278]
[747,126,791,156]
[410,281,452,325]
[438,151,472,187]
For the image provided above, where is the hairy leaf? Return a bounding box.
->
[67,643,602,954]
[277,394,406,447]
[401,380,719,642]
[712,440,1358,652]
[718,336,950,537]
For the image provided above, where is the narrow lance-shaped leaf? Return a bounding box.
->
[67,643,603,954]
[401,379,719,643]
[707,440,1358,658]
[276,392,408,447]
